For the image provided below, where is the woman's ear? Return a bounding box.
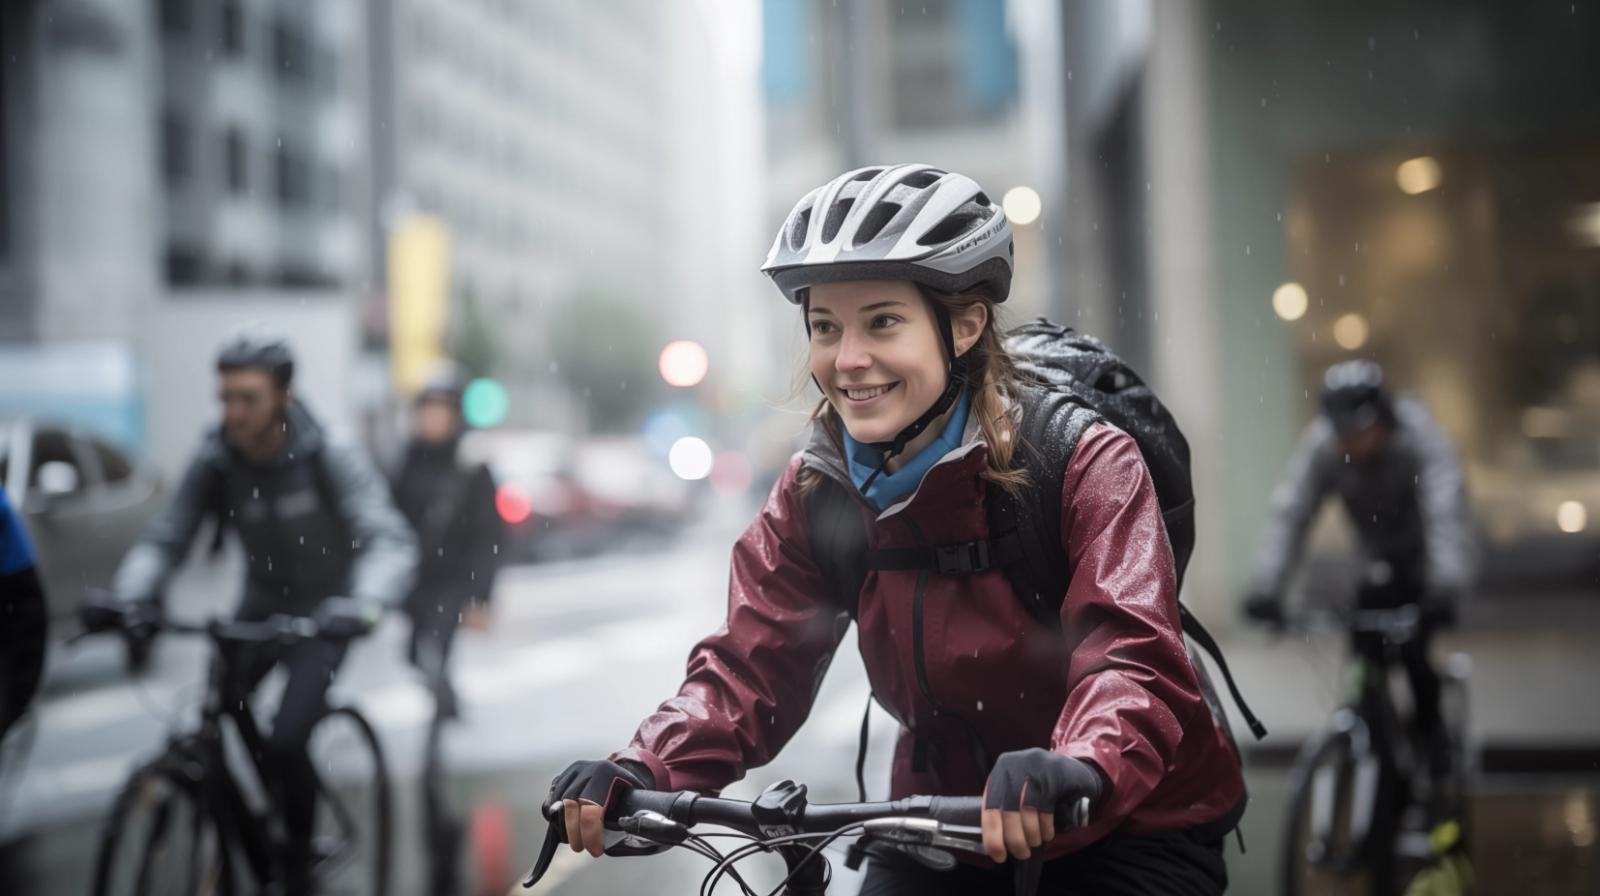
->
[951,302,990,358]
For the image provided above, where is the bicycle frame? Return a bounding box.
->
[148,626,359,889]
[1294,607,1431,887]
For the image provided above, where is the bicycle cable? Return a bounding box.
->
[700,826,866,896]
[681,833,760,896]
[760,826,868,896]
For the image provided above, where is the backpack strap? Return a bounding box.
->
[204,459,230,556]
[1179,605,1269,739]
[307,445,356,546]
[987,387,1100,625]
[803,474,870,620]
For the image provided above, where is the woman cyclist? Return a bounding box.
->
[548,165,1246,894]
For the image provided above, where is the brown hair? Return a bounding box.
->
[795,285,1029,496]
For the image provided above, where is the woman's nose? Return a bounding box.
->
[835,330,871,371]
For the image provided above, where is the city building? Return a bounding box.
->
[0,0,371,475]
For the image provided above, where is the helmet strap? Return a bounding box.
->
[860,301,967,492]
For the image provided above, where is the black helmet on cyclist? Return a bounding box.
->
[761,164,1013,469]
[216,326,295,388]
[1321,360,1392,434]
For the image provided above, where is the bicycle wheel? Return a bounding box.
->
[306,705,391,896]
[1281,722,1392,896]
[93,761,231,896]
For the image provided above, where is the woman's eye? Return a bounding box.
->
[809,320,836,336]
[871,315,901,329]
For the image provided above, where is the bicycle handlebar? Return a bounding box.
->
[1284,604,1425,640]
[79,591,337,647]
[522,786,1092,889]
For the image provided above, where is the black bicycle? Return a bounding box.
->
[1279,605,1474,896]
[81,599,392,896]
[521,780,1090,896]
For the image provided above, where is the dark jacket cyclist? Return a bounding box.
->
[549,166,1245,895]
[1,485,47,745]
[1244,360,1476,785]
[112,327,416,891]
[1245,360,1476,617]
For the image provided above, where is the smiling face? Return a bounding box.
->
[806,280,986,446]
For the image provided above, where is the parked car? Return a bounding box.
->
[459,429,591,562]
[570,436,694,538]
[0,419,164,665]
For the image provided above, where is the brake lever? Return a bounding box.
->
[860,817,986,855]
[521,801,566,888]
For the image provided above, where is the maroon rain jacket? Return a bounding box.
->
[614,419,1246,859]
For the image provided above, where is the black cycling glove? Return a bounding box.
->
[1421,588,1459,628]
[983,748,1102,820]
[1243,590,1285,627]
[548,759,655,813]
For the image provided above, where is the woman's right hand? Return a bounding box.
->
[547,759,655,857]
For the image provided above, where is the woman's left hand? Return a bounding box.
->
[980,749,1103,863]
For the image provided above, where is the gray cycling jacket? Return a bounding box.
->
[114,399,417,616]
[1249,395,1476,597]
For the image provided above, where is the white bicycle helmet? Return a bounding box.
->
[761,164,1013,303]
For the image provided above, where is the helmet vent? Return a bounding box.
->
[787,207,812,251]
[821,198,855,243]
[854,202,901,245]
[917,207,986,247]
[901,169,941,189]
[851,167,884,182]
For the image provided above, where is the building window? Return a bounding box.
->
[318,164,342,212]
[274,144,311,208]
[224,126,249,194]
[161,110,189,188]
[0,39,10,264]
[165,243,206,285]
[220,0,246,57]
[159,0,191,40]
[272,17,311,85]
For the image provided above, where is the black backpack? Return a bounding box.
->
[804,319,1266,748]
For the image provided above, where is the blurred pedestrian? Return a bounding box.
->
[1,485,47,745]
[389,366,505,718]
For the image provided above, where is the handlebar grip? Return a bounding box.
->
[928,795,1092,830]
[611,789,691,824]
[926,796,984,826]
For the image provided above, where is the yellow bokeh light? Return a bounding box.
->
[1557,501,1588,534]
[1396,156,1442,195]
[1272,282,1309,321]
[1333,313,1369,350]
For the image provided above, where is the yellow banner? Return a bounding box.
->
[388,214,450,396]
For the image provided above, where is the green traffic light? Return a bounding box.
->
[462,378,509,428]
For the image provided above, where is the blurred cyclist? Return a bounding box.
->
[1,485,47,746]
[388,365,504,717]
[1244,360,1476,798]
[111,326,416,892]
